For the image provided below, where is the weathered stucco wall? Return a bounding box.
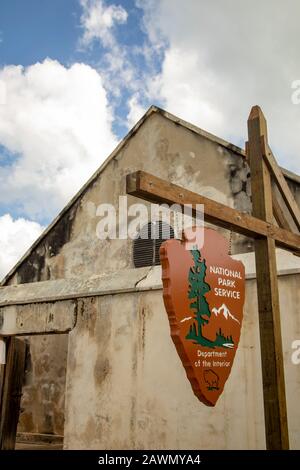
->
[62,266,300,450]
[1,108,298,439]
[18,334,67,436]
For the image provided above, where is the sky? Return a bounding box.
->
[0,0,300,279]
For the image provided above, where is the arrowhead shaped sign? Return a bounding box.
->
[160,228,245,406]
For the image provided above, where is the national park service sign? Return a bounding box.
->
[160,228,245,406]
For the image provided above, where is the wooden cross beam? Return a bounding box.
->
[127,106,300,450]
[126,171,300,254]
[261,140,300,231]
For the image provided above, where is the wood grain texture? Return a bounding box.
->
[262,139,300,231]
[126,171,300,254]
[272,191,292,231]
[248,105,289,450]
[0,337,26,450]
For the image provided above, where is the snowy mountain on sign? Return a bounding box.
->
[211,304,240,324]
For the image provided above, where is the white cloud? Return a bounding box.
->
[79,0,138,101]
[79,0,128,48]
[0,214,44,280]
[78,0,160,119]
[0,59,117,219]
[127,94,147,129]
[0,80,6,105]
[139,0,300,174]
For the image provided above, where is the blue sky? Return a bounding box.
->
[0,0,164,224]
[0,1,81,67]
[0,0,162,137]
[0,0,299,278]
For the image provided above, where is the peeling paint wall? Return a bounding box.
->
[18,334,67,436]
[62,272,300,450]
[4,111,299,438]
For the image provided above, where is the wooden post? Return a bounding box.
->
[0,337,26,450]
[0,365,5,415]
[248,106,289,450]
[0,339,8,422]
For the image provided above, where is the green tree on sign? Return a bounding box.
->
[189,250,211,325]
[186,249,234,348]
[186,249,213,345]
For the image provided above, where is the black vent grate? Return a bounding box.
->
[133,221,175,268]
